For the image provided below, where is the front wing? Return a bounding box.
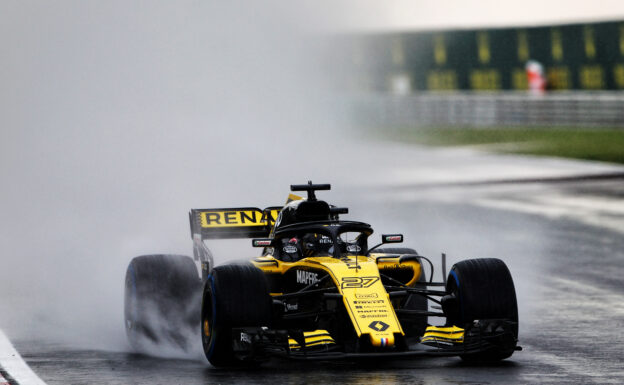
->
[231,319,520,361]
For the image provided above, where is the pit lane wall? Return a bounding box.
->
[339,20,624,92]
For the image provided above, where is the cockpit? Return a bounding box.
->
[273,222,372,262]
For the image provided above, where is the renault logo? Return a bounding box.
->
[368,320,390,332]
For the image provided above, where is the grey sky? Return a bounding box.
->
[313,0,624,31]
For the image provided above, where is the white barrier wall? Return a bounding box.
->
[350,92,624,128]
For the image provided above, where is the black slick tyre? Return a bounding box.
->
[376,247,428,337]
[124,254,201,352]
[445,258,518,362]
[201,263,272,367]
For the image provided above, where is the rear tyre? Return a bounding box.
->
[124,254,201,352]
[376,247,428,337]
[445,258,518,362]
[201,264,272,367]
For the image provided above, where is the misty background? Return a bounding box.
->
[0,1,362,351]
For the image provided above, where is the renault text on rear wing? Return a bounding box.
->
[189,207,281,240]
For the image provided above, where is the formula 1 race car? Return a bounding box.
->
[124,182,520,367]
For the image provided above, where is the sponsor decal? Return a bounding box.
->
[296,270,319,285]
[379,263,412,270]
[355,293,378,299]
[199,208,279,228]
[341,276,379,289]
[284,303,298,312]
[353,299,384,304]
[346,244,361,253]
[283,245,298,254]
[383,234,403,243]
[342,259,361,270]
[368,320,390,332]
[253,239,273,247]
[360,314,388,319]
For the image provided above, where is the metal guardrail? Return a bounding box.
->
[350,92,624,128]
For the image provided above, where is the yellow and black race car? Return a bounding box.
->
[124,182,520,367]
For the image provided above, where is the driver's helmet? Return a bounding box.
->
[301,233,334,258]
[279,236,302,262]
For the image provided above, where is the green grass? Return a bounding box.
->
[378,127,624,164]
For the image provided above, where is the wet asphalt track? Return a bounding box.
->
[6,176,623,385]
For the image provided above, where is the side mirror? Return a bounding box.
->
[252,239,274,247]
[382,234,403,244]
[367,234,404,255]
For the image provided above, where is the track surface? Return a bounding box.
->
[8,176,624,385]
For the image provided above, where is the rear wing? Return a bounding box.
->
[189,193,304,277]
[189,207,282,240]
[189,207,282,277]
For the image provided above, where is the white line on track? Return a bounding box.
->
[474,193,624,235]
[0,330,47,385]
[0,372,11,385]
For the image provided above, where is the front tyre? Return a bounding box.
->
[202,264,272,367]
[445,258,518,362]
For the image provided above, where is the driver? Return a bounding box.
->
[302,233,334,258]
[279,237,303,262]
